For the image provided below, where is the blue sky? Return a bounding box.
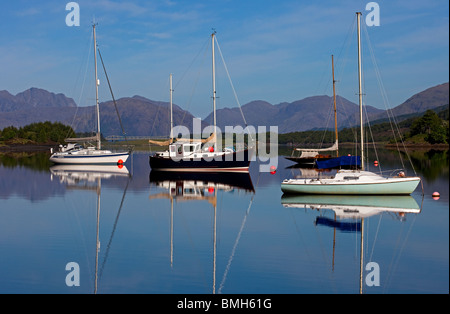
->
[0,0,448,118]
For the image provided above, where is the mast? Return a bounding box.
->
[170,73,173,142]
[211,31,217,150]
[94,177,101,294]
[93,23,101,150]
[357,12,364,170]
[332,55,339,157]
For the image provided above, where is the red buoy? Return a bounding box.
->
[432,191,440,200]
[270,165,276,174]
[209,147,214,152]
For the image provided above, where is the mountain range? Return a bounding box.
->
[0,82,448,136]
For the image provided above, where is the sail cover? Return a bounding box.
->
[316,155,361,169]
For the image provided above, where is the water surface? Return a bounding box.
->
[0,148,448,294]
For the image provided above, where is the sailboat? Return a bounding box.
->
[286,55,361,169]
[286,55,341,167]
[149,31,254,172]
[281,12,421,195]
[49,23,131,165]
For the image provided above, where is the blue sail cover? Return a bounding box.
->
[315,217,361,233]
[316,156,361,169]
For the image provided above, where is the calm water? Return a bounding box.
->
[0,148,448,294]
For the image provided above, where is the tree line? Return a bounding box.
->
[1,106,448,146]
[0,121,76,144]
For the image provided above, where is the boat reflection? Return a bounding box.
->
[281,195,421,220]
[281,194,421,294]
[149,171,254,194]
[50,164,130,185]
[149,170,255,294]
[49,164,131,294]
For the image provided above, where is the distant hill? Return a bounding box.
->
[390,82,449,116]
[0,87,76,112]
[0,90,196,136]
[206,82,449,133]
[204,95,385,133]
[0,82,448,136]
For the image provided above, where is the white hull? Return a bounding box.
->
[281,170,421,195]
[281,195,421,218]
[50,150,130,165]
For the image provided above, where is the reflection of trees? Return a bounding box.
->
[407,149,449,181]
[0,152,52,172]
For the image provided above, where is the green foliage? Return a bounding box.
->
[0,121,76,144]
[1,126,19,140]
[410,110,448,144]
[279,107,449,146]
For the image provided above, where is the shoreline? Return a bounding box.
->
[1,142,448,153]
[0,143,56,153]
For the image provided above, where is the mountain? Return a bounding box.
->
[205,95,385,133]
[205,82,449,133]
[0,90,196,137]
[1,82,448,136]
[0,87,76,112]
[387,82,448,116]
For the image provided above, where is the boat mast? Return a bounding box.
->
[332,54,339,157]
[211,31,217,150]
[170,73,173,142]
[357,12,364,170]
[93,23,101,150]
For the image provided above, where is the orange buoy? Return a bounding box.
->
[209,146,214,152]
[208,187,214,194]
[374,160,378,166]
[118,159,123,164]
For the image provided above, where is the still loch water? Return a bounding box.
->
[0,148,448,294]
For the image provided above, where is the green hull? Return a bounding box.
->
[281,178,421,195]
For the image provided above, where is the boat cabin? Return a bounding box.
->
[168,142,203,158]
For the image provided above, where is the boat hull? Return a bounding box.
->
[281,177,421,195]
[149,149,252,172]
[49,152,130,165]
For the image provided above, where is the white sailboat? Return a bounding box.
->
[281,12,421,195]
[50,24,130,165]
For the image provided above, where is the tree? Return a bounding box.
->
[410,110,447,144]
[1,126,19,140]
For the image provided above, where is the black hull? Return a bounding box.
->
[285,156,333,168]
[149,149,252,172]
[149,171,255,192]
